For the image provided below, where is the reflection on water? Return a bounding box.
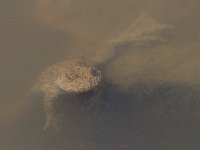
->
[1,0,200,150]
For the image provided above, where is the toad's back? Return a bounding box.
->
[36,59,101,93]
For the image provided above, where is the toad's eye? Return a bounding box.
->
[91,69,98,76]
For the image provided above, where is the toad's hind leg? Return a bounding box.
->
[43,93,59,131]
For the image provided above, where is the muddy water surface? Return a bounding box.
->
[1,0,200,150]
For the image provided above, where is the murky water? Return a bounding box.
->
[1,0,200,150]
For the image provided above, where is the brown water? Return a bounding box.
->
[1,0,200,150]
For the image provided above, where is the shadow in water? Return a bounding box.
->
[28,81,200,150]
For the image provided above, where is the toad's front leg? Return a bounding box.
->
[43,93,59,131]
